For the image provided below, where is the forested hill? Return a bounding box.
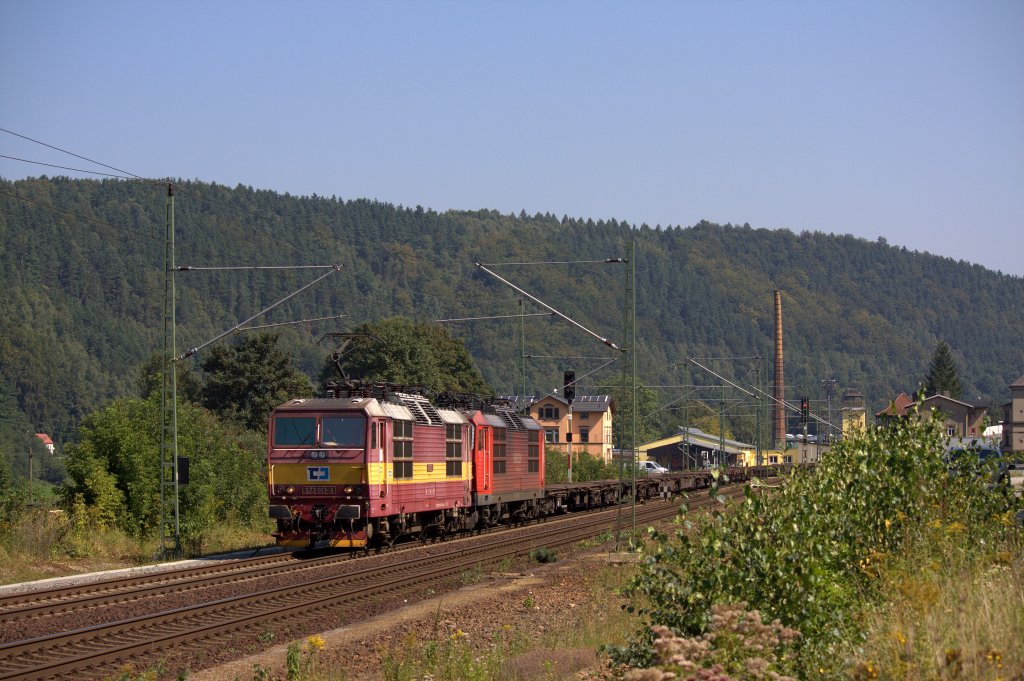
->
[3,176,1023,443]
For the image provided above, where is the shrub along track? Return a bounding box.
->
[0,481,756,680]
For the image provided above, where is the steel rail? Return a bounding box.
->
[0,483,758,680]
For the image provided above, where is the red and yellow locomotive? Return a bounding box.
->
[268,385,545,549]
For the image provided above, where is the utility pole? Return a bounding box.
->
[520,298,526,397]
[755,359,762,466]
[159,183,181,559]
[801,394,810,463]
[614,242,636,549]
[565,370,575,483]
[821,378,836,443]
[28,442,33,506]
[719,383,725,467]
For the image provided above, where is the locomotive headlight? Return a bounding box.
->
[308,450,327,460]
[285,485,296,495]
[343,486,354,494]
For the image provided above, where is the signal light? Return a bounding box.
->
[563,370,576,403]
[800,397,810,423]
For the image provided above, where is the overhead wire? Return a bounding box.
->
[0,188,174,248]
[1,127,143,179]
[1,127,309,259]
[0,154,134,179]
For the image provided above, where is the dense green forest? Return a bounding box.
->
[2,176,1023,454]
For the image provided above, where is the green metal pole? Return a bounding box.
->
[159,183,181,559]
[630,240,637,537]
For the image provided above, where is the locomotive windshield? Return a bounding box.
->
[274,417,317,446]
[322,415,366,448]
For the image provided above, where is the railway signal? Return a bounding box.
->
[563,370,576,403]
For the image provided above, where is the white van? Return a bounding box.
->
[636,460,669,475]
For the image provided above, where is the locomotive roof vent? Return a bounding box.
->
[395,392,443,426]
[494,406,526,431]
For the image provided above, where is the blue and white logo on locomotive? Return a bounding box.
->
[307,466,330,481]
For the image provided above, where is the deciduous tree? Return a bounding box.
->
[319,317,491,394]
[201,333,313,431]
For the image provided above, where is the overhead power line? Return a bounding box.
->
[475,261,623,352]
[434,312,554,323]
[485,258,627,266]
[1,127,144,180]
[176,266,342,361]
[237,314,347,332]
[0,188,168,246]
[0,154,134,179]
[1,127,307,256]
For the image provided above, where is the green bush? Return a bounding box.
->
[529,546,558,564]
[545,447,621,484]
[60,393,269,552]
[612,405,1024,676]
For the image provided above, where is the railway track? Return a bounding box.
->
[0,482,755,680]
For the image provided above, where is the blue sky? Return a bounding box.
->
[2,1,1022,275]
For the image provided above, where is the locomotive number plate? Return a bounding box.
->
[301,486,336,495]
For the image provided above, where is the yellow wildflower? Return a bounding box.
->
[307,635,325,652]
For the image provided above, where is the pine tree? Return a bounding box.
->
[924,340,964,400]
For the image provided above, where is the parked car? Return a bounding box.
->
[944,438,1008,485]
[636,460,669,475]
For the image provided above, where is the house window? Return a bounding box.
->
[493,427,507,474]
[393,420,413,479]
[545,428,559,444]
[784,455,792,464]
[528,437,539,473]
[577,412,588,421]
[579,427,589,443]
[540,406,560,420]
[445,424,462,477]
[947,426,956,437]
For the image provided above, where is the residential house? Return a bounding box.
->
[34,433,55,454]
[876,392,987,439]
[1004,374,1024,453]
[874,392,915,429]
[502,394,614,462]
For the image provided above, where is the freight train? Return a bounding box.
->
[267,383,779,549]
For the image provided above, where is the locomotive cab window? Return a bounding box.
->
[528,435,539,473]
[273,416,317,447]
[493,427,507,474]
[393,419,413,479]
[322,415,366,448]
[445,424,463,477]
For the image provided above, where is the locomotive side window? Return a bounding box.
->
[273,417,317,447]
[445,424,462,477]
[322,415,366,447]
[493,427,507,474]
[393,419,413,479]
[528,435,539,473]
